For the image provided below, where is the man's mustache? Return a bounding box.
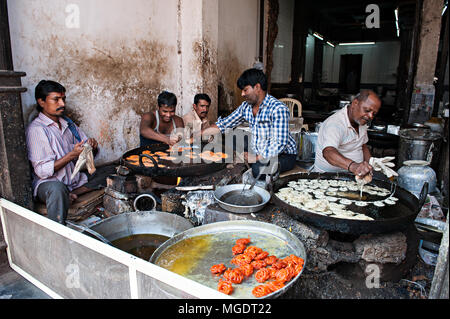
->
[56,107,65,111]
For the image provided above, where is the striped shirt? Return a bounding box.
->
[216,94,297,158]
[26,112,88,197]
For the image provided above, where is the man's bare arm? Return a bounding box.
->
[322,146,372,177]
[139,112,171,144]
[362,144,371,162]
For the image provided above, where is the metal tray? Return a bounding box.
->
[149,220,307,299]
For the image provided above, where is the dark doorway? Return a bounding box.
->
[339,54,363,94]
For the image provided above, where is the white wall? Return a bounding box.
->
[218,0,260,114]
[8,0,219,164]
[322,41,401,84]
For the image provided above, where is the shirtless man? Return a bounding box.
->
[139,91,184,147]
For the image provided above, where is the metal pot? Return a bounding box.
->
[214,184,271,214]
[398,160,438,198]
[87,210,194,242]
[398,128,442,172]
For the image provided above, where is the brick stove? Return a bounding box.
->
[102,162,425,298]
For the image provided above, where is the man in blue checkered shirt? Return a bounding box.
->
[203,68,297,179]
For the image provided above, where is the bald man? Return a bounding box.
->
[313,90,382,179]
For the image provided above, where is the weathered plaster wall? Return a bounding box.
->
[8,0,219,164]
[217,0,260,116]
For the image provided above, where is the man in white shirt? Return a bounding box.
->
[313,90,381,179]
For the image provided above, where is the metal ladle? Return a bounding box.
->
[66,221,113,246]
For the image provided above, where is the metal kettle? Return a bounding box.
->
[397,160,437,199]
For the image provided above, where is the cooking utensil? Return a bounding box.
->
[214,184,271,214]
[272,172,428,235]
[149,220,307,299]
[122,143,227,177]
[66,221,113,246]
[86,210,193,243]
[239,165,263,196]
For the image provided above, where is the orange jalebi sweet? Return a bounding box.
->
[254,251,269,261]
[232,244,246,256]
[252,285,272,298]
[236,237,251,246]
[254,268,271,283]
[231,254,253,266]
[274,268,292,283]
[217,280,233,295]
[251,260,267,270]
[244,246,263,258]
[210,263,226,275]
[223,268,244,284]
[283,254,304,267]
[239,264,254,277]
[266,281,285,292]
[271,260,288,270]
[264,255,278,265]
[267,267,278,279]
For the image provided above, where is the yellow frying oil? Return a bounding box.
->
[155,234,212,276]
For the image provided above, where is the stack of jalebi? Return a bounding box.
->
[209,237,304,298]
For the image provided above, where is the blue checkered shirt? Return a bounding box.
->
[216,94,297,159]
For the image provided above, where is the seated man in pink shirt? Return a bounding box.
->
[313,90,382,180]
[26,80,99,225]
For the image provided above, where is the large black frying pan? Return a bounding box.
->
[271,172,428,235]
[122,143,227,177]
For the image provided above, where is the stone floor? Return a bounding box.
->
[0,262,50,299]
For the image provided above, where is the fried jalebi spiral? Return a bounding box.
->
[264,255,278,265]
[236,237,251,246]
[254,268,271,283]
[266,281,285,292]
[254,251,269,261]
[252,285,272,298]
[274,268,292,283]
[223,268,244,284]
[251,260,267,270]
[294,263,304,276]
[271,260,288,270]
[238,264,254,277]
[267,267,278,279]
[283,254,304,267]
[231,253,253,266]
[210,263,226,275]
[217,280,233,295]
[285,265,296,281]
[244,246,263,259]
[232,244,246,255]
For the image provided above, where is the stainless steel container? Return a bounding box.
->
[88,210,194,242]
[299,132,318,162]
[397,160,438,198]
[398,128,442,172]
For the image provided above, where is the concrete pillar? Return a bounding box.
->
[0,71,33,210]
[409,0,443,123]
[177,0,219,121]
